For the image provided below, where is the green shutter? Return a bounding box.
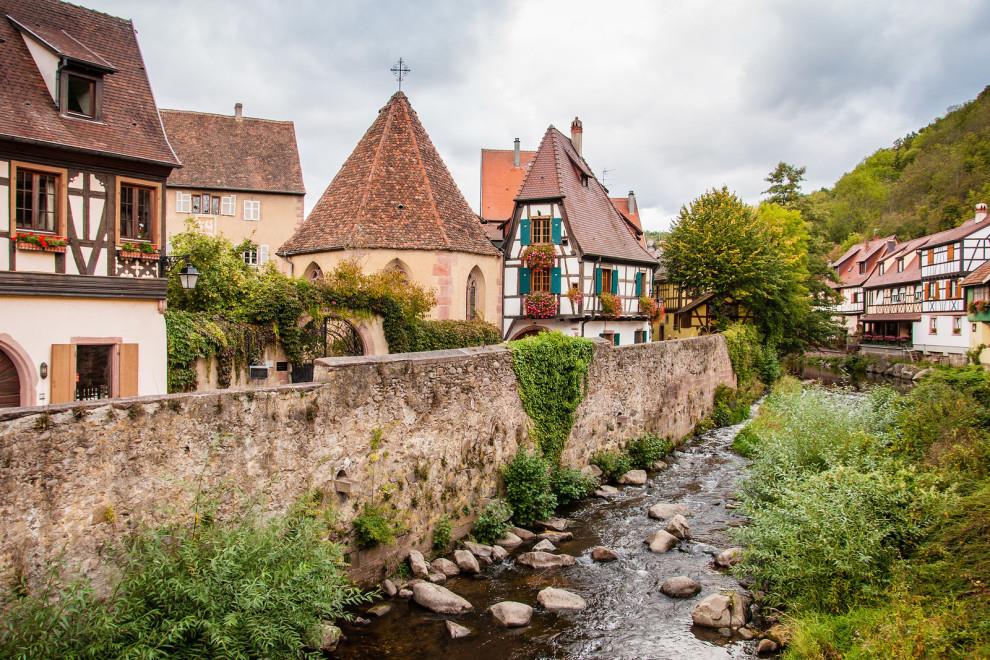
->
[635,272,643,296]
[595,268,602,294]
[520,218,531,246]
[519,267,531,294]
[551,217,562,244]
[613,333,620,346]
[611,269,619,294]
[550,267,562,294]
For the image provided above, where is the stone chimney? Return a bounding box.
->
[234,102,243,121]
[975,202,988,223]
[570,117,583,155]
[513,137,521,168]
[627,190,637,215]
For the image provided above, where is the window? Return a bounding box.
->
[532,268,551,293]
[63,72,97,119]
[176,191,191,213]
[948,243,955,262]
[858,262,865,274]
[929,317,938,334]
[927,249,934,265]
[15,168,59,232]
[581,174,589,188]
[877,262,885,275]
[531,215,551,244]
[221,195,235,216]
[243,200,261,221]
[897,257,905,273]
[75,344,113,401]
[119,184,154,241]
[953,317,962,335]
[466,275,478,320]
[243,246,258,266]
[915,284,923,301]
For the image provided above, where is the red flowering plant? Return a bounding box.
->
[15,232,68,251]
[599,291,621,318]
[970,299,989,314]
[525,291,558,318]
[566,285,584,307]
[639,294,660,320]
[521,243,555,270]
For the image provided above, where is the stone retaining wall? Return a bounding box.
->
[0,335,732,585]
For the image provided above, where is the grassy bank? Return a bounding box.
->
[733,370,990,657]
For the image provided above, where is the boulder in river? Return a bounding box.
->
[491,544,508,562]
[651,460,668,470]
[537,587,587,612]
[659,576,701,598]
[489,601,533,627]
[382,578,398,597]
[757,638,780,655]
[320,623,341,652]
[715,547,744,568]
[533,539,556,552]
[536,530,573,543]
[665,514,692,540]
[453,549,480,574]
[495,532,523,549]
[516,551,576,569]
[648,502,691,520]
[591,546,618,562]
[431,558,460,577]
[537,517,571,531]
[412,582,474,614]
[581,464,603,480]
[595,485,620,498]
[691,592,751,629]
[511,526,536,541]
[463,541,493,559]
[367,603,392,617]
[408,550,430,579]
[645,530,679,553]
[618,469,648,485]
[427,571,446,584]
[445,620,472,639]
[398,588,413,599]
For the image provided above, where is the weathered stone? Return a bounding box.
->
[533,539,557,552]
[408,550,430,579]
[537,517,571,532]
[738,627,758,640]
[691,592,751,629]
[537,587,587,612]
[757,639,780,655]
[595,485,620,498]
[462,541,493,559]
[319,623,341,652]
[445,620,472,639]
[715,547,744,568]
[477,555,493,567]
[659,576,701,598]
[648,502,691,520]
[353,616,370,626]
[367,603,392,617]
[453,549,480,574]
[646,530,679,553]
[491,544,508,562]
[591,546,618,562]
[495,532,523,550]
[412,582,473,614]
[382,578,398,597]
[536,530,573,543]
[913,368,933,381]
[581,464,603,479]
[650,460,668,470]
[398,588,413,599]
[510,526,536,541]
[665,514,692,540]
[618,469,648,485]
[431,557,460,577]
[516,551,576,569]
[489,601,533,627]
[427,571,446,584]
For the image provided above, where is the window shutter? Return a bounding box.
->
[221,195,235,216]
[611,269,619,294]
[259,244,270,265]
[551,217,562,244]
[613,333,620,346]
[519,267,531,295]
[119,343,139,398]
[635,272,643,296]
[595,267,602,294]
[519,218,531,246]
[255,200,262,220]
[50,344,76,404]
[550,267,561,294]
[176,192,190,213]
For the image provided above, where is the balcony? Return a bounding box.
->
[921,261,962,279]
[860,334,912,346]
[968,300,990,322]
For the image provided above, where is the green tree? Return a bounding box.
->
[763,161,807,208]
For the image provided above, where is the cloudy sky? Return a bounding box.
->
[89,0,990,231]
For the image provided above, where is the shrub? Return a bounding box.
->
[626,433,673,469]
[590,450,633,483]
[472,499,513,544]
[551,467,596,506]
[710,384,751,428]
[411,319,501,351]
[352,504,403,549]
[502,450,557,526]
[432,516,452,551]
[730,425,760,457]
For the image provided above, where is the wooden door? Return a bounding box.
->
[0,349,21,408]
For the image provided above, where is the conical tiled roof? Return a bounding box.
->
[279,92,498,256]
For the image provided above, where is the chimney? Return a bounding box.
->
[976,202,988,223]
[234,102,243,121]
[627,190,637,215]
[570,117,583,155]
[513,137,521,168]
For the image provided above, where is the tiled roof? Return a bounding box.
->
[962,259,990,287]
[920,215,990,248]
[832,235,896,287]
[279,92,498,257]
[863,236,929,288]
[610,197,642,232]
[0,0,179,166]
[161,109,304,194]
[516,127,657,265]
[480,148,535,222]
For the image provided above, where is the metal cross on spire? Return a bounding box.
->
[390,58,410,91]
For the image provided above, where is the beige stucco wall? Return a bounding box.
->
[164,189,304,274]
[0,296,167,405]
[286,248,502,323]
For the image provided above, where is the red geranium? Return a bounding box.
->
[525,292,558,319]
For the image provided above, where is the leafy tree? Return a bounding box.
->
[763,161,807,208]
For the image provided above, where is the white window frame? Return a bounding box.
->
[243,199,261,221]
[221,195,236,216]
[176,191,192,213]
[243,246,259,266]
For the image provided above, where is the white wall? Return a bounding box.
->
[916,314,970,354]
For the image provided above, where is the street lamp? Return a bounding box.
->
[178,264,199,290]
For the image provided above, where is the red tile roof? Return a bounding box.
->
[515,126,656,265]
[0,0,179,166]
[920,215,990,248]
[161,109,304,194]
[962,259,990,287]
[480,148,535,222]
[610,197,642,232]
[862,236,928,288]
[831,235,896,288]
[279,92,498,257]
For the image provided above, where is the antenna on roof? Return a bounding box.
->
[601,168,615,186]
[390,58,410,91]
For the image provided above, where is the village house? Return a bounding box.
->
[160,105,305,271]
[858,235,929,356]
[652,263,750,340]
[0,0,179,407]
[497,119,657,343]
[278,92,502,324]
[829,234,897,335]
[961,254,990,366]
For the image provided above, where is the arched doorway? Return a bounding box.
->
[304,262,324,283]
[510,325,548,341]
[0,348,22,408]
[383,258,411,279]
[466,266,485,320]
[323,317,366,357]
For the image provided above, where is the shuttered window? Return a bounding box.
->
[119,344,139,398]
[551,217,562,244]
[532,268,551,293]
[550,267,561,294]
[221,195,236,216]
[243,200,261,221]
[176,191,192,213]
[531,216,551,244]
[519,218,531,246]
[519,267,531,294]
[611,269,619,294]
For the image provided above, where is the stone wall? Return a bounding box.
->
[0,334,732,586]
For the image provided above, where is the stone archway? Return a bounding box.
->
[510,325,548,341]
[0,334,35,408]
[304,262,324,283]
[323,317,366,357]
[466,265,485,320]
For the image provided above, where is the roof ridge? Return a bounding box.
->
[401,96,450,249]
[159,108,295,125]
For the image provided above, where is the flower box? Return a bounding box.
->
[524,292,558,319]
[117,243,160,260]
[15,232,68,253]
[117,250,160,261]
[599,292,621,318]
[521,244,556,270]
[16,242,66,253]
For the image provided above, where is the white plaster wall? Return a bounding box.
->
[0,296,167,403]
[916,314,970,354]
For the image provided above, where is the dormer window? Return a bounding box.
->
[581,174,589,188]
[877,262,885,275]
[60,69,102,120]
[858,262,865,274]
[897,257,905,273]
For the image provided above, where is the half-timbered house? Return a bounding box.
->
[829,234,897,335]
[859,236,928,355]
[961,256,990,365]
[0,0,180,407]
[500,120,657,344]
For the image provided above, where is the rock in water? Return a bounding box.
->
[665,514,691,540]
[495,532,523,549]
[319,623,341,652]
[398,588,413,599]
[445,620,472,639]
[489,601,533,627]
[646,530,679,553]
[659,576,701,598]
[536,530,573,543]
[537,517,571,531]
[648,502,691,520]
[537,587,587,612]
[382,578,398,597]
[408,550,430,579]
[412,582,473,614]
[591,546,618,562]
[510,526,536,541]
[453,549,480,574]
[533,539,557,552]
[715,547,744,568]
[431,557,460,577]
[618,469,648,485]
[463,541,493,559]
[757,639,779,655]
[516,551,576,569]
[367,603,392,617]
[595,485,620,498]
[427,571,446,584]
[491,544,508,562]
[691,592,751,629]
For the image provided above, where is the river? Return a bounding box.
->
[335,417,758,659]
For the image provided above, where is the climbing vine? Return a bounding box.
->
[508,332,594,463]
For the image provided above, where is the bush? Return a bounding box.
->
[551,467,596,506]
[411,319,501,351]
[711,384,751,428]
[724,322,779,388]
[590,450,633,483]
[0,511,370,658]
[472,499,513,544]
[626,433,673,469]
[352,504,403,549]
[432,516,452,551]
[502,450,557,527]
